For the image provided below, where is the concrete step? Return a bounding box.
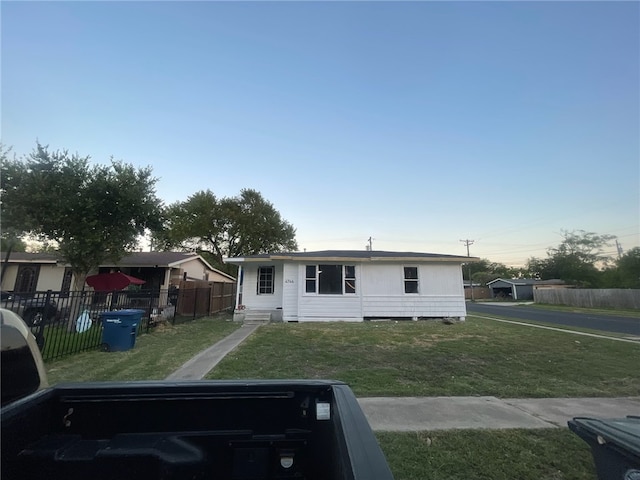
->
[243,311,271,324]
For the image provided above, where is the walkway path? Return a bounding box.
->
[165,324,260,381]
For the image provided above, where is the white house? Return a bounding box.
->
[224,250,477,322]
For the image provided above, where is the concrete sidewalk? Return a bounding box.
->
[358,396,640,431]
[165,322,640,431]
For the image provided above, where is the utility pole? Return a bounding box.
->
[616,240,624,259]
[460,239,475,301]
[367,237,373,251]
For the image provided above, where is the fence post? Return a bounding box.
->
[193,288,199,320]
[109,290,116,311]
[32,290,52,351]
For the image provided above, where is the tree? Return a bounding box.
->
[465,258,520,285]
[525,230,616,287]
[155,188,297,272]
[602,247,640,288]
[1,143,163,290]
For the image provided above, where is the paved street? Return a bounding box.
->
[466,302,640,336]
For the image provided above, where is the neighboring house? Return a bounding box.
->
[98,252,235,291]
[0,252,234,294]
[533,279,572,290]
[223,250,476,323]
[486,278,538,300]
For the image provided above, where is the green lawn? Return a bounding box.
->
[46,314,240,385]
[377,429,596,480]
[41,314,608,479]
[206,317,640,397]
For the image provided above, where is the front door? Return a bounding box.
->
[14,265,40,294]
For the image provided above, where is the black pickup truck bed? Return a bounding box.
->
[1,380,394,480]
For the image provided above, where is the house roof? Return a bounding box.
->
[101,252,236,281]
[1,251,235,281]
[100,251,203,267]
[486,278,538,286]
[0,252,61,264]
[224,250,477,264]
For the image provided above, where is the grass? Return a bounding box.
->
[46,314,240,385]
[41,314,606,479]
[40,322,105,361]
[206,317,640,397]
[377,429,596,480]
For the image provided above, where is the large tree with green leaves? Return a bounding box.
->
[466,259,522,285]
[525,230,616,287]
[1,143,163,290]
[601,247,640,288]
[154,188,297,272]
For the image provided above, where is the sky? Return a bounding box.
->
[2,1,638,266]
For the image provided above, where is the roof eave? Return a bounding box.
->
[225,255,477,264]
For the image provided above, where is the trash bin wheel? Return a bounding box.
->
[101,343,110,352]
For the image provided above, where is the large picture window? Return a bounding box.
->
[305,265,356,295]
[257,266,274,295]
[404,266,419,294]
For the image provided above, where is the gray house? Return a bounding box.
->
[486,278,537,300]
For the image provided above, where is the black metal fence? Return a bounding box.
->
[1,284,235,362]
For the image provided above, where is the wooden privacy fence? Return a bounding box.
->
[534,288,640,310]
[176,280,235,318]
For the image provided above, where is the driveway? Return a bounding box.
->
[466,302,640,336]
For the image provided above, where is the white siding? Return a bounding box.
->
[179,258,223,282]
[282,263,299,321]
[240,264,284,310]
[297,295,362,321]
[361,262,466,318]
[36,265,67,291]
[294,263,362,322]
[1,266,19,291]
[238,260,466,322]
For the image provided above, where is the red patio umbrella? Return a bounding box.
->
[85,272,146,292]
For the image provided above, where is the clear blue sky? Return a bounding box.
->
[3,1,638,266]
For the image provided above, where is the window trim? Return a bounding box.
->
[304,264,357,295]
[257,266,275,295]
[403,266,419,294]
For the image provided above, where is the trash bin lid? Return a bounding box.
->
[570,416,640,456]
[100,309,145,317]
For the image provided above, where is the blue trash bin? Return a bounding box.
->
[100,309,144,352]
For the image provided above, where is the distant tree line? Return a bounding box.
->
[2,143,637,290]
[466,230,639,289]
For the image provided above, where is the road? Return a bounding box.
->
[466,302,640,336]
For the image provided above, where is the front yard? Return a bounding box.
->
[206,316,640,398]
[46,314,240,385]
[43,313,635,480]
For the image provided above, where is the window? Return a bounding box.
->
[344,265,356,294]
[404,266,419,294]
[257,266,274,294]
[306,265,356,295]
[305,265,316,293]
[60,268,73,297]
[319,265,342,294]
